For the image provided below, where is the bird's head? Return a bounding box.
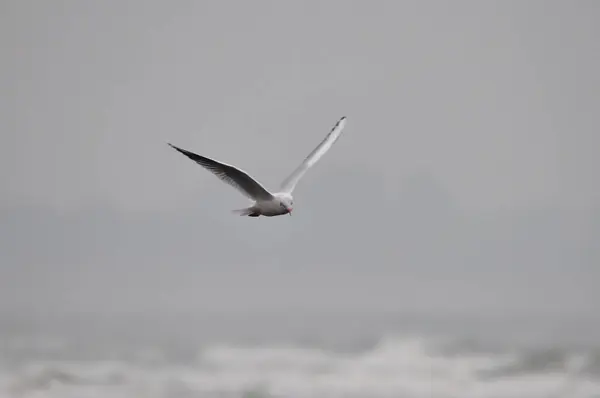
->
[278,196,294,215]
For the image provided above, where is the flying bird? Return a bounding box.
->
[168,116,347,217]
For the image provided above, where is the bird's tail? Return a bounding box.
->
[232,207,259,217]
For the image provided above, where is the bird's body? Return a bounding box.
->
[234,193,293,217]
[168,116,346,217]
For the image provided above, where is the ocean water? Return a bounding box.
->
[1,312,599,398]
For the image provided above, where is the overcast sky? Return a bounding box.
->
[1,1,598,317]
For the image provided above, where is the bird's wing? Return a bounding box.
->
[168,144,274,201]
[279,116,347,194]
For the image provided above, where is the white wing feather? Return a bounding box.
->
[279,116,347,193]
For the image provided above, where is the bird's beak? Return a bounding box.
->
[288,208,292,216]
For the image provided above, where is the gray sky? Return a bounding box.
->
[1,1,598,316]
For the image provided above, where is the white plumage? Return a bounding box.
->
[168,116,347,217]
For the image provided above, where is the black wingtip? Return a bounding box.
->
[167,143,187,156]
[333,116,347,128]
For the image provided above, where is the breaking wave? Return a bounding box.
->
[2,334,599,398]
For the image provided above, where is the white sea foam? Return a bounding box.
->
[1,335,599,398]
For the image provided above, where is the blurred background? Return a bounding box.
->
[1,1,599,397]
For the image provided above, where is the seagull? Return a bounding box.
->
[168,116,347,217]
